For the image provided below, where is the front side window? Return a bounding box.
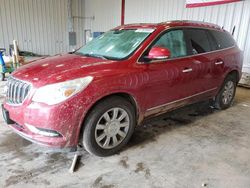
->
[152,30,187,58]
[76,29,154,60]
[186,29,212,54]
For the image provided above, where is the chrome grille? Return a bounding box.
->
[6,77,31,104]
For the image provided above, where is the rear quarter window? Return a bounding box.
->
[209,30,236,49]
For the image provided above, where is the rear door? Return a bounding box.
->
[208,30,237,85]
[184,28,218,93]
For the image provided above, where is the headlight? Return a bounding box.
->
[32,76,93,105]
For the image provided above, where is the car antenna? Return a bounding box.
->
[232,26,236,36]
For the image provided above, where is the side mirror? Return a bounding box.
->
[145,46,171,61]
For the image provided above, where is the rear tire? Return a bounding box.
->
[214,74,237,110]
[82,96,136,157]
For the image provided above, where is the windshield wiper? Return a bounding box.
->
[83,53,108,60]
[74,52,121,61]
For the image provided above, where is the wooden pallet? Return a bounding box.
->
[239,72,250,88]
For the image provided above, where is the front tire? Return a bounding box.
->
[214,74,237,110]
[82,96,136,157]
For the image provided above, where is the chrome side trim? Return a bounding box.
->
[146,87,217,112]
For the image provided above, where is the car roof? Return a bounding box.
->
[117,20,224,32]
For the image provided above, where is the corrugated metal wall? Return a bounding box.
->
[84,0,121,32]
[125,0,250,72]
[0,0,85,55]
[1,0,250,73]
[71,0,85,50]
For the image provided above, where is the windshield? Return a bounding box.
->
[76,29,154,60]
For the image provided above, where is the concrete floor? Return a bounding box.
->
[0,81,250,188]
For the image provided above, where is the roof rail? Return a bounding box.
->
[159,20,222,30]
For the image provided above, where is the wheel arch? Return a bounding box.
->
[77,92,141,145]
[94,92,140,118]
[227,70,240,83]
[216,69,240,96]
[214,69,239,110]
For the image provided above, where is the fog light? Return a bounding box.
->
[25,123,62,137]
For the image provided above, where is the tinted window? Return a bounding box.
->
[206,31,218,51]
[152,30,187,58]
[186,29,212,54]
[210,30,235,49]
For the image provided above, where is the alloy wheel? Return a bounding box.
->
[94,107,130,149]
[222,80,234,105]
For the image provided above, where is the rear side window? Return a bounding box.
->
[209,30,235,49]
[185,29,212,54]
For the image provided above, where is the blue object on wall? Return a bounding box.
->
[93,32,104,38]
[0,50,6,72]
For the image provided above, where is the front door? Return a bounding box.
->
[139,29,197,116]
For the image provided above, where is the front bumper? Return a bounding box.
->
[2,96,88,149]
[9,123,66,147]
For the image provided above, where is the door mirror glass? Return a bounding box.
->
[145,46,171,61]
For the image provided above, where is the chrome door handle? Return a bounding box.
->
[182,68,193,73]
[215,61,224,65]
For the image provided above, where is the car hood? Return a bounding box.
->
[12,54,116,87]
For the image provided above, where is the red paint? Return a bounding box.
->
[148,46,171,59]
[121,0,125,25]
[3,21,243,150]
[186,0,241,8]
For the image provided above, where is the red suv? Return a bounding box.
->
[2,21,243,156]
